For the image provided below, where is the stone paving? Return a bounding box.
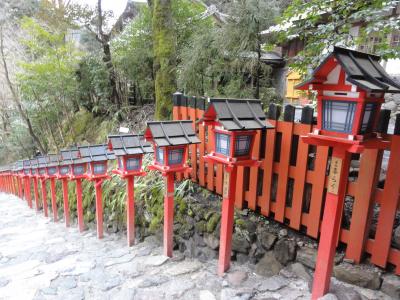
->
[0,193,393,300]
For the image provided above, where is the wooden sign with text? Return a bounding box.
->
[223,172,230,198]
[328,157,342,195]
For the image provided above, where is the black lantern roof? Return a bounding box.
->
[14,160,24,172]
[297,46,400,93]
[202,98,273,131]
[60,148,80,166]
[46,154,60,167]
[145,120,201,146]
[37,156,48,168]
[23,159,31,170]
[30,158,38,169]
[108,134,153,156]
[78,144,115,163]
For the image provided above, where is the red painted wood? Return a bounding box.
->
[207,126,215,191]
[95,179,103,239]
[218,165,237,276]
[126,176,135,246]
[198,123,206,186]
[290,124,311,229]
[235,167,245,209]
[41,179,48,217]
[259,120,276,215]
[50,178,58,222]
[307,146,329,238]
[312,148,351,300]
[216,164,223,195]
[33,177,40,211]
[346,149,381,263]
[371,136,400,267]
[25,177,32,208]
[164,173,175,257]
[275,122,294,222]
[248,131,261,210]
[76,179,84,233]
[18,177,23,199]
[62,178,70,227]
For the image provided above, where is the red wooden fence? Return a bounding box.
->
[173,94,400,275]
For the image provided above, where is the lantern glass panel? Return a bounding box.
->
[74,165,85,175]
[234,135,252,156]
[215,133,230,156]
[24,169,29,175]
[39,168,46,175]
[126,157,141,171]
[322,100,356,133]
[156,147,164,164]
[93,162,106,175]
[168,149,184,165]
[32,169,36,175]
[48,167,57,175]
[360,103,376,134]
[60,166,69,175]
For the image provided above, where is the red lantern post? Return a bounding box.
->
[16,161,24,199]
[201,98,274,275]
[296,46,400,299]
[37,156,49,217]
[46,154,60,222]
[144,120,200,257]
[57,150,78,227]
[108,134,153,246]
[22,159,33,208]
[30,158,41,211]
[79,144,115,239]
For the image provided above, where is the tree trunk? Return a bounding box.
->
[152,0,177,120]
[97,0,121,111]
[0,27,46,154]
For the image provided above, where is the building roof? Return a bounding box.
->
[296,46,400,93]
[202,98,274,131]
[145,120,201,147]
[60,149,80,165]
[78,144,115,163]
[108,134,153,156]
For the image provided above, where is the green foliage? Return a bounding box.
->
[276,0,400,73]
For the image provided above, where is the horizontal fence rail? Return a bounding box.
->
[173,94,400,275]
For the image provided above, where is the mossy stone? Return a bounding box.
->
[195,220,207,234]
[207,213,221,233]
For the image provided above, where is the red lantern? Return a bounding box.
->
[108,134,153,246]
[45,154,60,222]
[296,46,400,299]
[78,144,115,239]
[202,98,274,276]
[144,120,200,257]
[37,156,49,217]
[29,158,41,212]
[22,159,32,208]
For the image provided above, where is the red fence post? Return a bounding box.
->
[50,178,58,222]
[33,177,40,211]
[76,179,84,232]
[41,179,48,217]
[95,179,104,239]
[25,177,32,208]
[62,178,70,227]
[164,172,175,257]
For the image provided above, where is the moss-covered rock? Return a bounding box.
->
[207,213,220,233]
